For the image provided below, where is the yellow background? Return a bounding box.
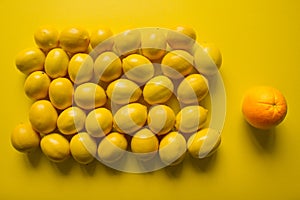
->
[1,0,300,199]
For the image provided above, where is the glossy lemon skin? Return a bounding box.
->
[57,107,86,135]
[90,27,114,49]
[114,29,141,56]
[44,48,69,79]
[34,26,59,52]
[68,53,94,84]
[85,108,113,137]
[24,71,50,100]
[166,26,196,51]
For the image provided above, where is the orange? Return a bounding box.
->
[242,86,287,129]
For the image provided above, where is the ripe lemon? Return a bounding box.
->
[131,128,159,160]
[113,103,147,134]
[57,107,86,135]
[11,122,40,153]
[59,27,90,54]
[94,51,122,83]
[40,133,70,162]
[147,105,175,135]
[143,75,174,105]
[187,128,221,158]
[114,29,141,56]
[29,100,58,134]
[106,79,142,105]
[90,27,113,49]
[34,26,59,52]
[44,48,69,78]
[175,105,208,134]
[122,54,154,83]
[70,132,97,164]
[159,131,186,166]
[97,132,128,163]
[166,26,196,51]
[49,77,73,110]
[15,47,45,75]
[85,108,113,137]
[24,71,50,100]
[177,74,209,104]
[68,53,94,84]
[74,82,107,110]
[164,94,181,115]
[161,50,194,79]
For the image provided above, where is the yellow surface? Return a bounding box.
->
[1,0,300,199]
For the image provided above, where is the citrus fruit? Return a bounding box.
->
[122,54,155,84]
[85,108,113,137]
[15,47,45,75]
[90,27,113,49]
[164,94,181,115]
[175,105,208,134]
[57,107,86,135]
[48,77,73,110]
[44,48,69,78]
[242,86,288,129]
[24,71,51,100]
[187,128,221,158]
[97,132,128,163]
[68,53,94,84]
[11,122,40,153]
[34,26,59,52]
[114,29,141,56]
[40,133,70,162]
[166,26,196,51]
[74,82,107,110]
[29,100,58,134]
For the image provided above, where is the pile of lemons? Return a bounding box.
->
[11,25,222,168]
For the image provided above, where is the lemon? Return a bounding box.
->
[164,94,181,115]
[106,79,142,105]
[59,27,90,54]
[166,26,196,51]
[24,71,50,100]
[70,132,97,164]
[94,51,122,83]
[114,29,141,56]
[147,105,175,135]
[49,78,73,110]
[177,74,209,104]
[97,132,128,163]
[187,128,221,158]
[40,133,70,162]
[90,27,113,49]
[175,105,208,134]
[34,26,59,52]
[113,103,147,134]
[85,108,113,137]
[161,50,194,79]
[122,54,154,83]
[57,107,86,135]
[15,47,45,75]
[68,53,94,84]
[143,75,174,105]
[131,128,159,160]
[159,131,186,166]
[11,122,40,153]
[29,100,58,134]
[44,48,69,78]
[74,82,107,110]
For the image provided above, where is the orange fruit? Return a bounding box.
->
[242,86,287,129]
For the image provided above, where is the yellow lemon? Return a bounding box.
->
[122,54,154,83]
[159,131,186,166]
[131,128,159,160]
[90,27,113,49]
[175,105,208,134]
[70,132,97,164]
[57,107,86,135]
[15,47,45,75]
[161,50,194,79]
[166,26,196,51]
[68,53,94,84]
[113,103,147,134]
[114,29,141,56]
[49,77,73,110]
[40,133,70,162]
[29,100,58,134]
[106,79,142,105]
[94,51,122,83]
[11,122,40,153]
[177,74,209,104]
[85,108,113,137]
[147,105,175,135]
[34,26,59,52]
[143,75,174,105]
[164,94,181,115]
[187,128,221,158]
[59,27,90,54]
[97,132,128,163]
[44,48,69,78]
[24,71,50,100]
[74,82,107,110]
